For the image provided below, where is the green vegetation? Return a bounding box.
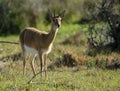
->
[0,64,120,91]
[0,0,120,91]
[0,24,120,91]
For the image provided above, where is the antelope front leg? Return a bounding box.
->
[38,52,44,77]
[44,54,48,78]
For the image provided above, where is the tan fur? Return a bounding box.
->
[19,10,65,78]
[20,27,54,51]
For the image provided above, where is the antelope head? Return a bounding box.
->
[49,10,65,31]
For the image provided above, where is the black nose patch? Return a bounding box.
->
[57,24,60,28]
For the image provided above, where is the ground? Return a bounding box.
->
[0,24,120,91]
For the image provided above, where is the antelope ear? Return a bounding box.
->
[59,10,65,17]
[48,9,53,20]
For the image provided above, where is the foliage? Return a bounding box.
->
[0,0,120,36]
[86,60,95,68]
[86,0,120,52]
[0,0,25,35]
[0,0,86,35]
[0,0,40,35]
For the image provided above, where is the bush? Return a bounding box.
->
[0,0,25,35]
[86,0,120,51]
[86,60,95,68]
[0,0,39,35]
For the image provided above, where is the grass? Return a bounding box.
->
[0,23,120,91]
[0,63,120,91]
[0,35,19,42]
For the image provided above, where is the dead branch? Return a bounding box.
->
[27,69,78,84]
[0,41,19,45]
[27,70,45,84]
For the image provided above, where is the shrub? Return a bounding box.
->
[86,0,120,51]
[0,0,39,35]
[86,60,95,68]
[0,0,25,35]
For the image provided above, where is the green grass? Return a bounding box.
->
[0,35,19,42]
[0,63,120,91]
[0,24,120,91]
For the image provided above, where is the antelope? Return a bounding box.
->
[19,10,65,77]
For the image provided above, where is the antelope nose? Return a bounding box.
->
[57,24,60,28]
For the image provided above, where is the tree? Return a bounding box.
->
[0,0,25,35]
[0,0,40,35]
[87,0,120,51]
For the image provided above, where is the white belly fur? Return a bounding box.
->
[24,44,52,55]
[24,45,37,54]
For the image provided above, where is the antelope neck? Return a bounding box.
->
[46,28,58,46]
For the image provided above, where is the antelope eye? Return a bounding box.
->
[53,19,56,22]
